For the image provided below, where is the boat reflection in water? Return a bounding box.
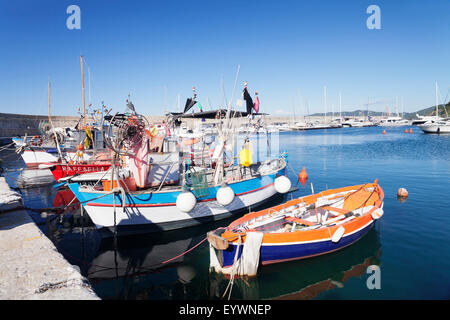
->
[39,190,380,300]
[209,227,381,300]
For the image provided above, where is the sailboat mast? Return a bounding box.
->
[435,81,439,119]
[339,91,342,119]
[80,55,86,128]
[324,86,327,123]
[395,96,399,117]
[48,78,51,123]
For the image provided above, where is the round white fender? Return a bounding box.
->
[331,226,345,243]
[176,191,197,213]
[371,208,384,220]
[274,176,291,194]
[216,184,235,206]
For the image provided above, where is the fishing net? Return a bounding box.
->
[190,170,209,198]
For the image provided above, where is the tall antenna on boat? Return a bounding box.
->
[80,55,86,128]
[88,66,92,108]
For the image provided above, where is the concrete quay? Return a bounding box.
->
[0,177,99,300]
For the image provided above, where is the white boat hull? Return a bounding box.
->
[419,124,450,134]
[84,183,278,232]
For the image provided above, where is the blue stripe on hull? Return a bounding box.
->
[221,222,374,267]
[68,170,284,207]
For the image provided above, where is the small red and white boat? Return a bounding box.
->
[207,180,384,276]
[46,162,112,181]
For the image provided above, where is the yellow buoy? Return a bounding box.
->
[239,148,252,167]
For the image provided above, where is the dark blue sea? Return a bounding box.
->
[2,126,450,300]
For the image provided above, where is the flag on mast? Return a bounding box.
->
[253,91,260,113]
[243,82,253,114]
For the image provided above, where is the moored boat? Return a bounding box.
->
[68,83,292,236]
[207,180,384,276]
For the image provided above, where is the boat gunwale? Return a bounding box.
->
[220,181,384,244]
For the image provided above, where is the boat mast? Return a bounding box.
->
[401,97,404,118]
[48,78,51,123]
[323,85,327,123]
[395,96,399,117]
[435,81,439,119]
[80,55,86,128]
[339,91,342,120]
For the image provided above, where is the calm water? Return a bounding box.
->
[2,126,450,300]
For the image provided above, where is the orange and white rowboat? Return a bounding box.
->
[207,180,384,276]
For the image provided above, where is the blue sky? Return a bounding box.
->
[0,0,449,116]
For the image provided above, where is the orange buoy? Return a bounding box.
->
[299,167,308,180]
[409,128,413,134]
[397,188,408,198]
[404,129,408,133]
[382,130,386,134]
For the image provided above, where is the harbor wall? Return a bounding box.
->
[0,112,385,137]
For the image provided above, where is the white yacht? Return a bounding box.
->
[379,116,410,127]
[411,114,443,126]
[341,118,376,127]
[418,82,450,134]
[419,119,450,134]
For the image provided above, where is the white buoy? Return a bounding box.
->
[176,191,197,213]
[177,266,196,284]
[371,208,384,220]
[331,226,345,243]
[274,176,291,194]
[216,184,235,206]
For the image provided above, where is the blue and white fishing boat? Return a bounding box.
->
[68,84,292,236]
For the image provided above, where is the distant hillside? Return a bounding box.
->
[403,102,450,119]
[309,102,450,119]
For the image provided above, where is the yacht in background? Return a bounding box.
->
[411,114,442,126]
[341,117,377,127]
[419,82,450,134]
[379,116,410,127]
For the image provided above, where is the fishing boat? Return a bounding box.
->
[15,56,115,170]
[44,161,112,182]
[68,80,292,236]
[207,180,384,276]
